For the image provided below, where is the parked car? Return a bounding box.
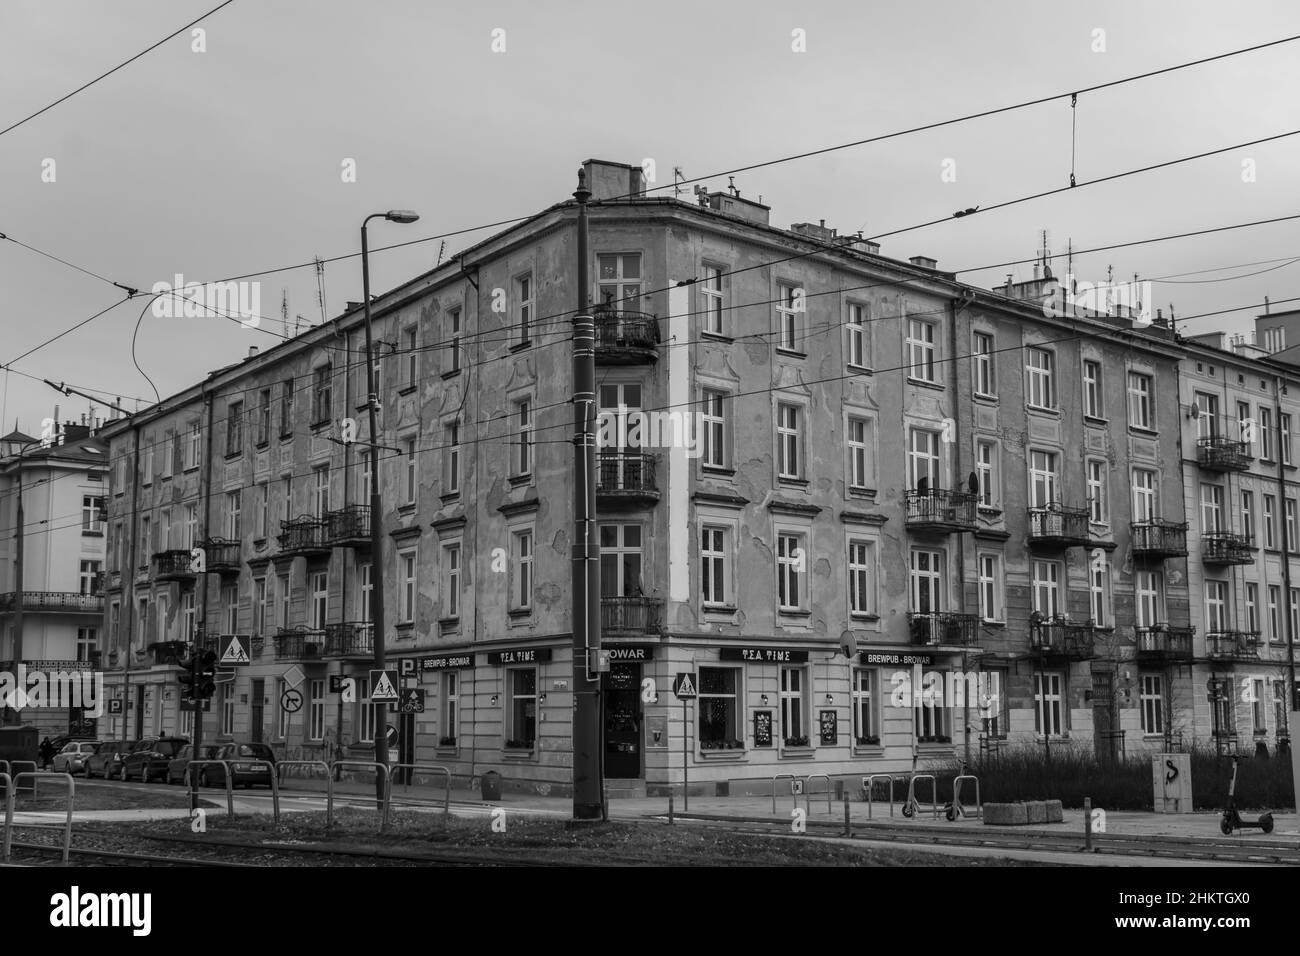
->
[200,743,277,788]
[121,736,190,782]
[84,740,134,779]
[51,740,99,774]
[166,744,222,785]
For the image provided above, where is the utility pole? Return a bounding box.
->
[571,169,603,820]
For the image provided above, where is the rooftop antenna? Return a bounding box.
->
[1067,238,1074,294]
[314,256,328,326]
[727,176,740,198]
[1039,229,1053,279]
[673,167,686,197]
[436,240,447,267]
[283,290,294,336]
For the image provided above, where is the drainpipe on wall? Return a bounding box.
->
[950,291,974,765]
[121,424,140,739]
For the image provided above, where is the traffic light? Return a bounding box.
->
[196,649,218,700]
[177,653,197,700]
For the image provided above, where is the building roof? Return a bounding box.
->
[0,429,37,444]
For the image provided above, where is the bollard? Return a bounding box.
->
[843,794,851,837]
[668,793,674,826]
[1084,796,1092,853]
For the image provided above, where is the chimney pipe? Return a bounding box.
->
[248,346,259,359]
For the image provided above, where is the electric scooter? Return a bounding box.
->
[1220,755,1274,835]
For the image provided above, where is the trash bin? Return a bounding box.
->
[480,770,501,801]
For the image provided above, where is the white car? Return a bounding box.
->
[52,740,98,774]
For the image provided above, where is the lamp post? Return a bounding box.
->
[361,209,418,806]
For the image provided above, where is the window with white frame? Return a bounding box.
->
[226,491,241,540]
[701,525,728,608]
[1089,556,1112,627]
[848,538,876,617]
[515,273,533,343]
[776,282,803,351]
[221,684,235,736]
[1245,582,1260,634]
[161,433,173,478]
[357,561,372,623]
[907,318,936,382]
[1025,347,1055,409]
[907,428,940,491]
[1131,468,1157,523]
[1127,371,1154,429]
[776,532,807,612]
[181,591,195,641]
[144,442,154,485]
[1206,580,1228,632]
[444,544,461,620]
[253,577,267,634]
[442,671,459,743]
[852,669,879,743]
[776,403,802,479]
[76,627,97,663]
[310,570,328,631]
[1029,450,1058,507]
[1260,407,1274,460]
[1082,359,1103,418]
[313,465,329,519]
[1290,589,1298,642]
[1140,674,1163,735]
[404,326,418,386]
[1200,483,1223,533]
[597,253,640,311]
[916,668,949,740]
[1032,560,1062,617]
[446,420,460,496]
[222,584,238,633]
[1035,673,1064,736]
[257,388,271,445]
[508,667,537,747]
[403,438,417,505]
[847,416,872,489]
[1237,402,1253,451]
[398,549,416,624]
[448,307,462,373]
[976,440,999,508]
[1274,681,1288,737]
[515,399,533,476]
[225,401,243,456]
[83,495,104,533]
[846,302,868,368]
[599,523,642,598]
[1253,678,1267,733]
[308,679,325,740]
[277,573,290,628]
[184,504,197,550]
[186,421,202,470]
[973,331,995,396]
[1268,585,1282,641]
[698,667,740,747]
[779,667,807,744]
[282,476,293,523]
[1282,413,1293,466]
[909,549,943,615]
[1136,570,1165,627]
[702,264,724,335]
[1086,459,1107,523]
[313,364,332,424]
[79,560,100,595]
[977,552,1003,622]
[511,529,533,610]
[1264,494,1277,549]
[1288,498,1298,551]
[1195,392,1219,439]
[357,675,376,743]
[701,389,728,469]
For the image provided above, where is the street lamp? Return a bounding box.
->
[360,209,419,804]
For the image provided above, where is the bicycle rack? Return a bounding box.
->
[771,773,798,814]
[946,772,981,821]
[901,773,938,819]
[386,764,452,821]
[7,761,37,796]
[861,774,896,818]
[273,760,332,828]
[2,772,74,863]
[804,773,833,815]
[330,761,391,831]
[187,760,235,817]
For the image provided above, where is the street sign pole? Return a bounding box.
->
[682,696,689,812]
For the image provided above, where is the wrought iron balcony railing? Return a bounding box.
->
[324,505,370,547]
[1206,630,1261,661]
[904,489,977,533]
[274,627,324,661]
[1030,617,1097,660]
[1130,519,1188,559]
[1202,532,1255,566]
[600,596,664,636]
[1197,435,1251,472]
[323,621,374,658]
[596,452,659,501]
[0,591,104,614]
[277,516,331,557]
[148,640,188,667]
[907,611,979,647]
[199,537,242,574]
[1135,624,1195,663]
[152,549,197,581]
[594,309,659,363]
[1027,503,1092,548]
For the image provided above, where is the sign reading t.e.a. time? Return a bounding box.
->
[720,647,810,663]
[486,648,554,666]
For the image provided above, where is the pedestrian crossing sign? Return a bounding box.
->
[370,669,400,703]
[673,672,697,699]
[219,634,251,666]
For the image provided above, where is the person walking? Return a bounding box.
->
[39,737,55,769]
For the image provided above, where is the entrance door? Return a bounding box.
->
[250,679,265,743]
[134,685,145,738]
[603,662,642,778]
[1091,670,1118,765]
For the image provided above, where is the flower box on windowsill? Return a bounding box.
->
[699,740,747,760]
[856,735,881,747]
[917,735,952,745]
[503,739,534,758]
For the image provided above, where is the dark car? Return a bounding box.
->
[165,744,221,785]
[121,736,190,782]
[84,740,134,779]
[201,743,277,789]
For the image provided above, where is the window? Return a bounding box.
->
[1089,556,1111,627]
[848,538,876,617]
[1131,469,1157,523]
[357,676,376,743]
[280,377,294,436]
[1260,407,1274,460]
[221,684,235,736]
[403,327,418,386]
[257,389,271,445]
[508,668,537,747]
[161,433,173,479]
[256,482,269,539]
[776,282,803,351]
[1289,498,1298,551]
[776,532,806,611]
[274,679,288,737]
[916,667,949,740]
[1215,679,1236,737]
[399,550,416,624]
[139,515,151,567]
[310,570,328,631]
[1029,450,1058,507]
[220,490,238,541]
[1082,360,1102,418]
[597,253,640,311]
[137,597,149,647]
[698,667,740,747]
[907,428,940,491]
[978,552,1003,622]
[513,273,533,343]
[1264,494,1277,549]
[1086,459,1107,523]
[446,420,461,496]
[356,450,370,503]
[1269,585,1282,641]
[444,544,461,619]
[1253,679,1268,734]
[181,591,195,641]
[1127,372,1153,429]
[1035,673,1064,736]
[357,562,372,623]
[907,319,936,382]
[1290,589,1299,642]
[1237,401,1253,452]
[76,627,97,663]
[226,400,243,456]
[909,549,944,616]
[702,265,724,336]
[1135,570,1165,626]
[976,440,999,508]
[852,669,879,744]
[160,509,171,551]
[982,669,1008,738]
[701,390,728,469]
[515,399,533,476]
[313,365,332,424]
[779,667,807,744]
[143,443,154,485]
[82,495,105,533]
[511,530,533,610]
[847,302,867,368]
[278,573,290,628]
[308,680,325,740]
[972,331,994,396]
[1205,580,1228,632]
[1032,560,1062,617]
[776,403,802,479]
[217,583,236,634]
[1245,582,1260,634]
[313,466,329,519]
[1200,484,1223,533]
[404,438,417,505]
[846,416,872,489]
[1140,675,1164,736]
[1195,392,1219,439]
[1274,682,1289,738]
[1025,347,1055,409]
[442,672,459,743]
[1284,413,1294,466]
[109,602,120,647]
[1242,491,1255,543]
[447,308,462,374]
[252,577,268,634]
[186,422,201,470]
[701,526,728,608]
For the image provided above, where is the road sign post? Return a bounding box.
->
[673,672,697,812]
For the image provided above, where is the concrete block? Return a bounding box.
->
[983,802,1028,825]
[1026,801,1047,823]
[1045,799,1064,823]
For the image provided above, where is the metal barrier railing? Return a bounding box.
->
[770,773,798,814]
[330,761,391,831]
[273,760,332,828]
[862,774,896,818]
[804,773,833,815]
[947,772,981,820]
[0,772,10,862]
[187,760,235,817]
[10,772,74,862]
[2,761,38,796]
[386,764,452,820]
[901,773,938,819]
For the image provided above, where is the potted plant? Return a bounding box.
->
[856,734,881,746]
[438,735,456,747]
[784,735,810,747]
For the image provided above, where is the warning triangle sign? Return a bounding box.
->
[674,672,697,698]
[220,636,250,665]
[371,670,399,702]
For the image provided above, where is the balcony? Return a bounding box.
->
[597,452,660,506]
[594,309,659,364]
[325,505,370,549]
[907,611,979,647]
[323,621,374,659]
[274,627,324,661]
[1135,625,1195,664]
[152,549,197,583]
[1027,503,1092,549]
[1130,520,1188,560]
[200,537,242,575]
[0,591,104,614]
[1202,532,1255,566]
[1030,616,1097,661]
[904,489,977,533]
[148,640,188,668]
[1206,631,1261,662]
[1197,435,1250,473]
[277,516,331,558]
[600,596,664,636]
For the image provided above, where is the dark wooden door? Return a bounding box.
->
[603,663,642,778]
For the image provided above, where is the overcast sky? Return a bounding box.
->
[1,0,1298,433]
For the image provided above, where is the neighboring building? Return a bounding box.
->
[1255,306,1300,356]
[99,159,1277,798]
[0,419,109,736]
